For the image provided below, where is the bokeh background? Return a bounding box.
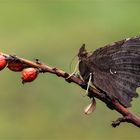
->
[0,0,140,139]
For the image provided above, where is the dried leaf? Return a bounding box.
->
[84,98,96,115]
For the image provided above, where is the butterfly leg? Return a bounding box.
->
[66,61,79,79]
[84,73,92,96]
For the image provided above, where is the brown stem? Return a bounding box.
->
[1,52,140,128]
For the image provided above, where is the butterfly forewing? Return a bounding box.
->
[79,36,140,107]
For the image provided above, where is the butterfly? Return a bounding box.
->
[78,36,140,108]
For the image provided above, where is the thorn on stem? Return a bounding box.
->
[112,115,131,127]
[7,55,18,61]
[35,58,42,64]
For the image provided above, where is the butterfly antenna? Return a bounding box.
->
[69,54,77,73]
[66,56,79,79]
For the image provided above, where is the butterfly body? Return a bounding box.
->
[78,37,140,107]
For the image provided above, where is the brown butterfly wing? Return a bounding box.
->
[89,37,140,107]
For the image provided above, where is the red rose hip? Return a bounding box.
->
[22,68,38,83]
[8,60,24,72]
[0,55,7,70]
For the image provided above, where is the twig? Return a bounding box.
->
[1,52,140,128]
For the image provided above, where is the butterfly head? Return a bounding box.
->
[78,44,88,60]
[78,44,92,83]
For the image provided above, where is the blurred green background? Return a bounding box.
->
[0,0,140,139]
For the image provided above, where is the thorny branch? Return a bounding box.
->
[1,52,140,128]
